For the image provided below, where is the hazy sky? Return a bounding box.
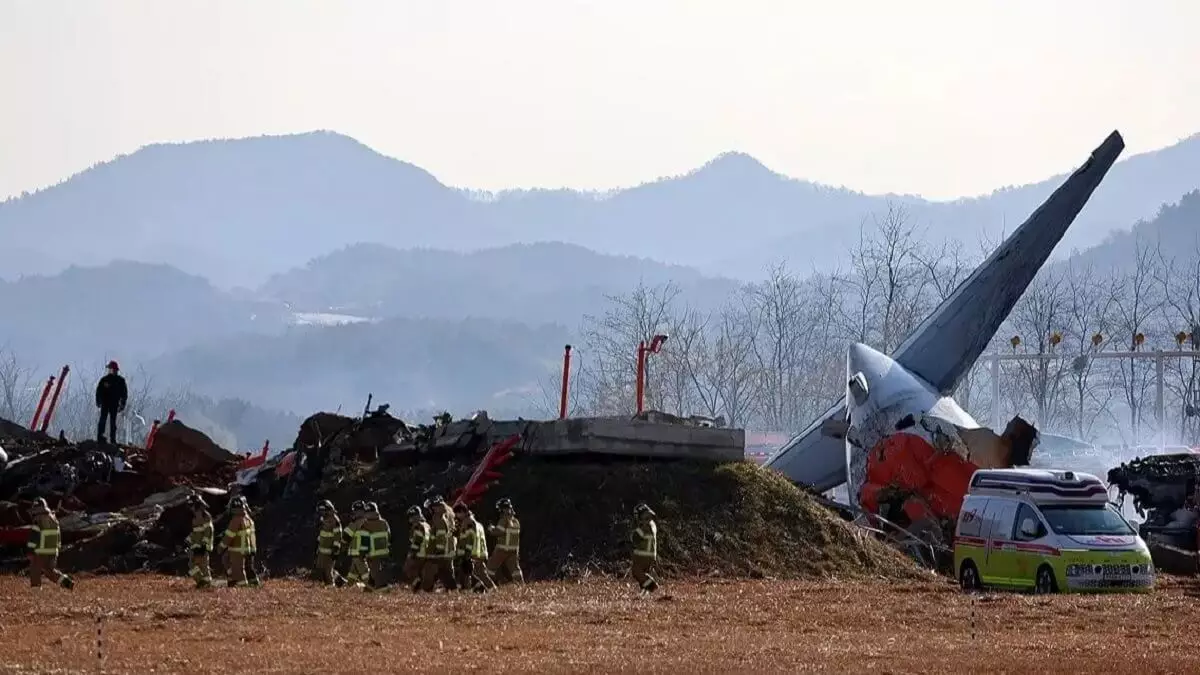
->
[1,1,1197,201]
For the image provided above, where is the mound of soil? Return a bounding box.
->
[258,457,921,581]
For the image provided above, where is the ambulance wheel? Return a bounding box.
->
[958,561,981,592]
[1034,565,1058,594]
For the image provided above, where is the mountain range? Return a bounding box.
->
[1,130,1199,436]
[2,130,1199,287]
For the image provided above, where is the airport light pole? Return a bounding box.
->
[635,334,668,415]
[984,330,1198,452]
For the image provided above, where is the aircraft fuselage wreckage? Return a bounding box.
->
[765,131,1126,562]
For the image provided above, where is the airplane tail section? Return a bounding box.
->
[894,130,1125,394]
[765,131,1125,493]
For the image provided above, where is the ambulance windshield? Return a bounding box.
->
[1039,504,1134,536]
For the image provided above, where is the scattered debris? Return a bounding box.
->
[1,407,915,582]
[147,421,241,476]
[0,417,237,574]
[1109,453,1200,574]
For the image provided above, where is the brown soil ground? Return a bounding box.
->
[3,574,1200,674]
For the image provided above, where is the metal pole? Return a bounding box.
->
[29,375,54,431]
[990,355,1001,429]
[559,344,572,420]
[635,341,646,415]
[40,365,69,434]
[1157,350,1165,452]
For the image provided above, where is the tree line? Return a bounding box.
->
[558,203,1200,447]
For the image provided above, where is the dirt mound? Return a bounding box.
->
[259,457,921,581]
[148,421,240,476]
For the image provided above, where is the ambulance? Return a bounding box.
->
[953,468,1154,593]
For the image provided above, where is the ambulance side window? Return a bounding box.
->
[1013,504,1046,541]
[989,500,1018,542]
[958,499,988,538]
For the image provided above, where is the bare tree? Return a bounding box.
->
[1061,263,1120,440]
[917,238,979,407]
[915,237,975,306]
[529,352,588,420]
[0,346,36,424]
[1007,271,1070,429]
[744,264,819,431]
[1155,242,1200,443]
[835,203,931,352]
[654,306,708,417]
[1109,241,1165,444]
[574,281,685,416]
[706,302,761,427]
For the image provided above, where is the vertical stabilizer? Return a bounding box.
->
[894,130,1125,393]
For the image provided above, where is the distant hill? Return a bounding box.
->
[146,316,572,417]
[1061,189,1200,271]
[0,243,740,415]
[260,241,741,324]
[0,261,289,369]
[2,130,1197,286]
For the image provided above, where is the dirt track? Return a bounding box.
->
[2,574,1199,673]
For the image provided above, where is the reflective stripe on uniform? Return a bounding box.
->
[470,521,488,560]
[367,530,390,558]
[224,527,251,553]
[30,525,61,555]
[191,521,214,550]
[431,518,455,559]
[345,520,364,556]
[410,522,430,558]
[457,521,487,560]
[317,527,340,555]
[633,521,657,558]
[495,518,520,552]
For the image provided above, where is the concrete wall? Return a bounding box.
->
[521,417,745,462]
[384,413,746,463]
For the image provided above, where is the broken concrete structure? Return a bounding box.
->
[372,411,744,464]
[520,416,744,462]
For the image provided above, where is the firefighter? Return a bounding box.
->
[314,500,344,587]
[26,498,74,589]
[631,502,660,595]
[343,500,369,588]
[438,498,458,561]
[418,496,457,592]
[403,505,430,589]
[94,361,128,445]
[360,501,391,591]
[244,499,261,587]
[487,497,524,584]
[187,495,214,589]
[219,496,254,587]
[454,504,496,592]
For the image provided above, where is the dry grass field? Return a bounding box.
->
[2,574,1199,673]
